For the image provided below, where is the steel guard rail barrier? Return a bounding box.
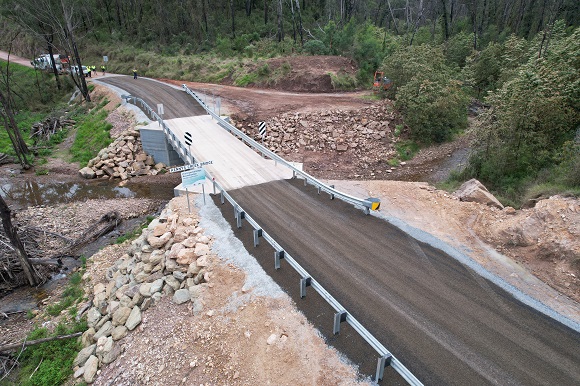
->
[121,95,196,165]
[211,177,422,385]
[122,91,420,384]
[181,84,380,214]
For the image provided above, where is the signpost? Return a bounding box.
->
[181,167,207,212]
[258,121,266,138]
[157,104,164,125]
[169,160,213,173]
[103,56,108,62]
[184,131,193,163]
[171,160,213,212]
[258,122,266,157]
[216,97,221,116]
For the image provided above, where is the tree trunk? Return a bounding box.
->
[277,0,284,42]
[0,89,32,169]
[294,0,304,45]
[441,0,450,40]
[386,0,400,34]
[264,0,268,24]
[231,0,236,38]
[0,195,39,287]
[46,36,62,91]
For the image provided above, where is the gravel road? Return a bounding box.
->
[99,76,206,118]
[227,179,580,385]
[95,75,580,384]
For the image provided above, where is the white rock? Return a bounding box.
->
[125,306,142,330]
[83,355,99,383]
[73,344,96,367]
[267,334,278,345]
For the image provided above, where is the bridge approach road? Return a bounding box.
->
[99,76,580,385]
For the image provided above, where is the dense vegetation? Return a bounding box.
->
[0,0,578,206]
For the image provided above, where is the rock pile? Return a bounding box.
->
[73,203,215,383]
[78,130,166,180]
[234,101,403,177]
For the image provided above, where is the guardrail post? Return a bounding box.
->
[300,277,312,298]
[329,185,335,200]
[317,186,321,194]
[292,171,296,179]
[220,191,225,204]
[253,229,262,247]
[274,250,285,270]
[364,207,370,215]
[375,355,392,381]
[235,209,245,228]
[333,311,348,335]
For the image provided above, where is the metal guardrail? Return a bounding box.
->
[124,89,419,383]
[181,84,380,214]
[121,95,196,165]
[211,177,422,385]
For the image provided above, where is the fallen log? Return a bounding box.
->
[0,332,82,353]
[28,258,62,267]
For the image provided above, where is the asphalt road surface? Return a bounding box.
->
[228,180,580,385]
[100,76,580,385]
[99,76,206,118]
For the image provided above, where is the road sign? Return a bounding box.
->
[184,132,192,146]
[169,160,213,173]
[157,103,164,116]
[258,121,266,137]
[103,56,108,62]
[181,168,206,188]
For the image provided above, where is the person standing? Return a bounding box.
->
[87,66,91,78]
[101,65,106,75]
[133,68,138,79]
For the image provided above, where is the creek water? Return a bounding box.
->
[0,178,176,210]
[0,177,177,312]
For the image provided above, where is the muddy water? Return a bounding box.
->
[0,178,176,210]
[0,177,177,311]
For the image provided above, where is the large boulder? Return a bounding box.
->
[454,179,504,209]
[79,167,96,179]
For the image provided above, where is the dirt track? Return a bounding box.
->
[226,179,580,385]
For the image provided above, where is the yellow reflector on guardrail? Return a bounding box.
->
[367,198,381,211]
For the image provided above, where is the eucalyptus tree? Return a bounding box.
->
[2,0,91,101]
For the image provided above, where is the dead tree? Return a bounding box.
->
[0,196,39,286]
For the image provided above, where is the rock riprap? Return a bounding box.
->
[73,202,215,383]
[79,129,166,180]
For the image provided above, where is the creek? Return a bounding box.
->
[0,176,177,312]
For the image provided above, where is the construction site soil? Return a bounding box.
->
[0,53,578,385]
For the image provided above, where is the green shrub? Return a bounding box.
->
[304,40,328,55]
[469,27,580,198]
[396,76,468,143]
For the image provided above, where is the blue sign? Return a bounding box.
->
[181,168,206,188]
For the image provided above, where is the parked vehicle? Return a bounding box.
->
[31,54,70,74]
[70,65,89,77]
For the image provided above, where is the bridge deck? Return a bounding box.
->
[165,116,295,190]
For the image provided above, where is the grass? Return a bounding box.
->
[329,72,358,90]
[70,101,113,165]
[14,321,87,386]
[45,272,84,316]
[6,266,88,386]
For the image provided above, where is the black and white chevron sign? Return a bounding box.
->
[258,121,266,137]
